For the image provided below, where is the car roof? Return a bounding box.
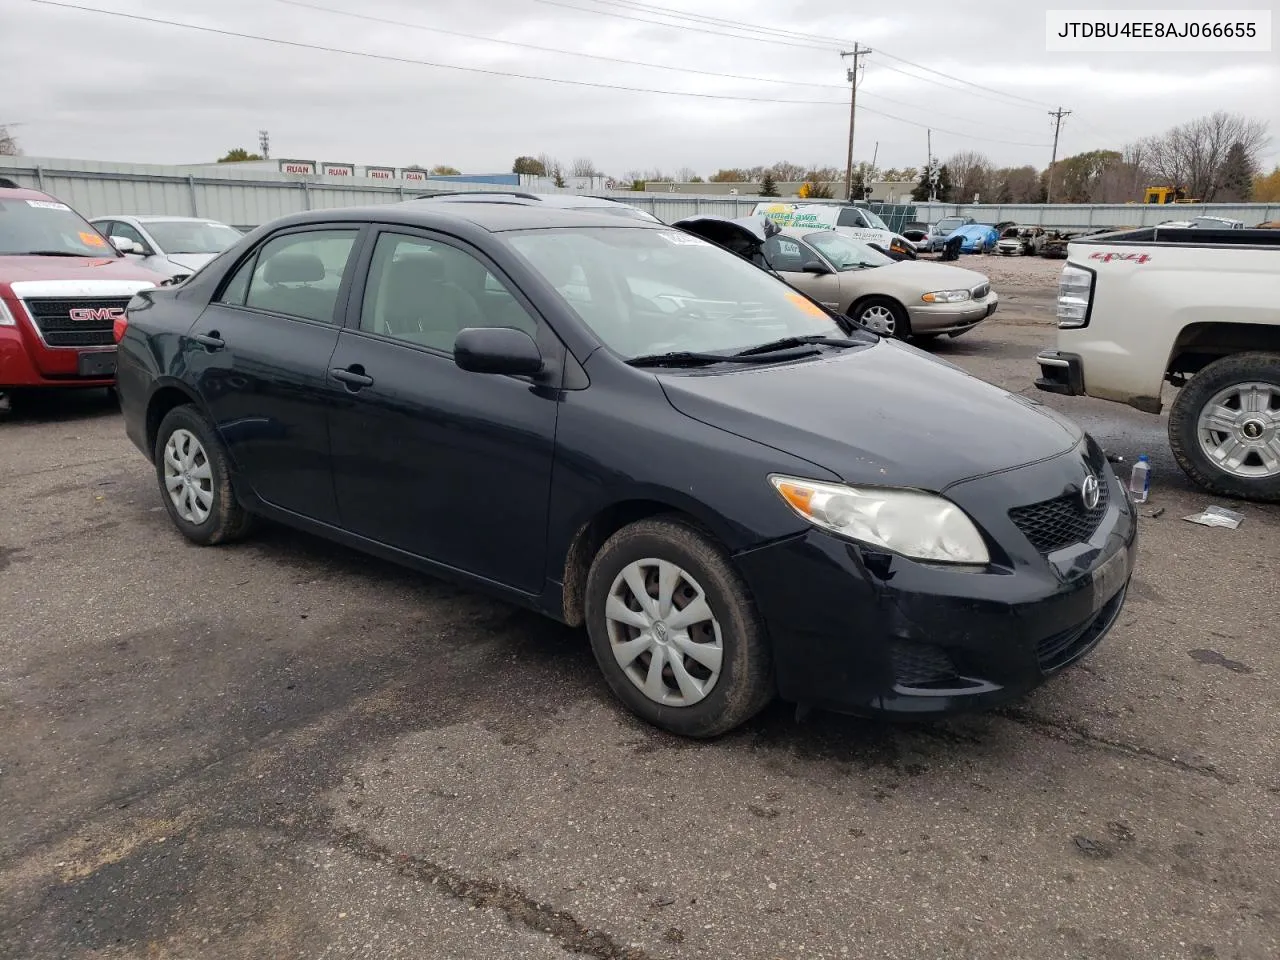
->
[262,201,668,234]
[0,185,62,203]
[405,191,643,211]
[93,215,223,224]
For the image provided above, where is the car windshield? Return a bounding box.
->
[505,226,844,359]
[570,205,661,223]
[142,220,242,254]
[802,231,892,270]
[0,197,118,257]
[937,217,966,234]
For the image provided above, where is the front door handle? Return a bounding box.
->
[330,365,374,389]
[193,332,224,350]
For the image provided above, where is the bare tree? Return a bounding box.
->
[570,156,597,178]
[802,165,843,184]
[945,151,995,203]
[1142,111,1269,200]
[993,165,1043,203]
[536,153,558,178]
[0,126,21,157]
[675,166,699,182]
[767,160,806,182]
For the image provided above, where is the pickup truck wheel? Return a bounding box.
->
[1168,352,1280,502]
[851,297,910,339]
[153,405,255,544]
[584,517,775,738]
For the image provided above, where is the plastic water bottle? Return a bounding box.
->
[1128,455,1151,504]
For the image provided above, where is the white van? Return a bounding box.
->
[750,202,916,258]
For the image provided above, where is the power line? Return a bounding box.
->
[273,0,1042,137]
[23,0,1054,146]
[545,0,1060,111]
[272,0,846,89]
[531,0,834,51]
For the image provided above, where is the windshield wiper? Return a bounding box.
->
[17,249,103,257]
[626,347,820,368]
[731,335,861,357]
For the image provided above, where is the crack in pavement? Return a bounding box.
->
[326,826,656,960]
[994,707,1237,785]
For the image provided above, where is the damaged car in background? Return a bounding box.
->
[997,225,1047,256]
[674,215,997,342]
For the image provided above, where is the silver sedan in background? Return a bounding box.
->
[89,215,243,281]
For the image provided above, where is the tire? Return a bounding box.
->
[153,404,255,544]
[583,516,774,738]
[1167,352,1280,502]
[851,296,911,339]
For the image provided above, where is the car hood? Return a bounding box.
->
[164,253,218,271]
[658,339,1080,490]
[875,259,989,290]
[0,254,167,287]
[672,215,778,254]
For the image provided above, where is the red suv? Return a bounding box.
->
[1,182,168,407]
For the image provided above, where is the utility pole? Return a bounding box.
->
[258,129,271,160]
[840,44,870,201]
[1046,107,1071,204]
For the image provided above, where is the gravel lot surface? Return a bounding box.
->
[2,258,1277,960]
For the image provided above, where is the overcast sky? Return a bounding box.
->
[3,0,1277,177]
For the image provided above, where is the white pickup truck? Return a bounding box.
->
[1035,225,1280,501]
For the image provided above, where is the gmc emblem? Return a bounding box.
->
[69,306,126,322]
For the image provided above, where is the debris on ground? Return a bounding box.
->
[1182,506,1245,529]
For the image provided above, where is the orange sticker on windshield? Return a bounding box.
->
[80,231,106,247]
[785,291,826,318]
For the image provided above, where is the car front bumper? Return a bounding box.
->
[1,326,116,389]
[908,292,999,335]
[733,450,1136,717]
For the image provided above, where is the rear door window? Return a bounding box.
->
[240,230,358,323]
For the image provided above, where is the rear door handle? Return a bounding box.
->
[330,366,374,389]
[193,333,225,350]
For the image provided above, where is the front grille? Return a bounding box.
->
[971,282,990,299]
[22,297,131,347]
[1009,477,1110,555]
[889,642,959,687]
[1036,586,1126,670]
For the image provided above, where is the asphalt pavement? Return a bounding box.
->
[2,282,1277,960]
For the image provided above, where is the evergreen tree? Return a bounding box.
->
[760,173,779,197]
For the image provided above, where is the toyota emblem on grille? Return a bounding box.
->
[1081,474,1100,510]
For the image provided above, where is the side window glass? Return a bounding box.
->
[763,236,805,272]
[111,222,148,249]
[218,253,255,306]
[836,208,867,228]
[240,230,357,323]
[360,233,537,352]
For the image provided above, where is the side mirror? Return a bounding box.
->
[110,236,144,255]
[453,327,544,376]
[800,259,831,275]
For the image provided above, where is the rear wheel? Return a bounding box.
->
[851,296,910,339]
[153,405,255,544]
[584,517,774,738]
[1168,352,1280,502]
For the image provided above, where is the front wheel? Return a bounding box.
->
[153,405,255,544]
[850,296,910,339]
[584,517,774,738]
[1168,352,1280,502]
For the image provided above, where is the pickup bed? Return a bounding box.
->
[1035,226,1280,501]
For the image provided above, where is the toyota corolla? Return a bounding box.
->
[114,198,1136,738]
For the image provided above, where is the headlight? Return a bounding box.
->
[921,289,971,303]
[1056,263,1094,328]
[0,299,15,326]
[769,475,990,564]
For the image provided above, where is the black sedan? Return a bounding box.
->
[114,198,1136,737]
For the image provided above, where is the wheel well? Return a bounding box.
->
[560,500,708,627]
[145,385,198,457]
[1167,323,1280,379]
[849,293,905,317]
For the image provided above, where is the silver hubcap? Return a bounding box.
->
[163,428,214,524]
[1196,382,1280,479]
[604,558,724,707]
[859,304,896,335]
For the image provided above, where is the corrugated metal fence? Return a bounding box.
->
[3,155,1277,231]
